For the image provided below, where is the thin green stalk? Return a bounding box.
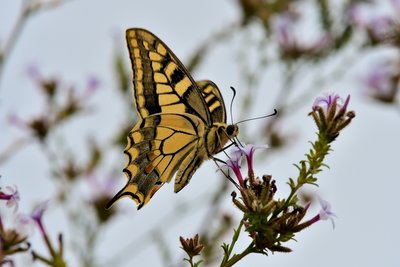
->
[220,220,258,267]
[222,242,255,267]
[220,220,243,266]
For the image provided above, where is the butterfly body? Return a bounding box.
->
[107,29,238,209]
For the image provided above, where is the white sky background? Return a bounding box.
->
[1,0,400,266]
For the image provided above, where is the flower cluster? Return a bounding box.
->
[274,13,332,60]
[0,182,29,266]
[86,172,120,223]
[0,185,20,212]
[225,144,335,253]
[362,59,400,104]
[8,65,100,142]
[310,94,355,142]
[220,94,354,258]
[349,0,400,47]
[0,179,66,267]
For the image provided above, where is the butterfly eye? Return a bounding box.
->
[226,125,236,136]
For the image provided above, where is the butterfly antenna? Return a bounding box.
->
[236,109,278,125]
[229,86,236,126]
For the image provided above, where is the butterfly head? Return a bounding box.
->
[210,123,239,154]
[225,124,238,138]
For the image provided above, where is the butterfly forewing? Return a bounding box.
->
[126,29,212,123]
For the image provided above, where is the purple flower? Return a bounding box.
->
[26,64,42,83]
[238,144,268,176]
[391,0,400,14]
[0,185,20,212]
[226,147,244,186]
[84,76,101,98]
[348,4,397,43]
[365,64,392,91]
[312,93,343,113]
[274,14,297,50]
[7,113,27,129]
[348,5,366,27]
[362,60,399,103]
[309,34,331,53]
[317,197,337,229]
[222,144,269,187]
[310,93,354,142]
[14,213,35,238]
[87,173,117,200]
[31,201,49,235]
[307,198,337,229]
[86,173,119,222]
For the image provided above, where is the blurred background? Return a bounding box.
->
[1,0,399,266]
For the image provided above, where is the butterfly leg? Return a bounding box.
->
[210,156,240,190]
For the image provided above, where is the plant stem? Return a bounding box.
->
[220,220,243,266]
[221,242,255,267]
[220,220,257,267]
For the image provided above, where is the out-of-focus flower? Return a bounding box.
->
[60,159,82,182]
[391,0,400,14]
[362,60,400,103]
[29,201,67,267]
[83,76,101,98]
[26,64,59,99]
[87,173,119,223]
[237,0,297,28]
[87,76,100,92]
[11,65,100,143]
[7,113,27,129]
[312,34,332,53]
[28,116,51,141]
[87,173,117,200]
[0,213,31,262]
[0,185,20,212]
[369,16,395,38]
[14,213,35,238]
[274,14,299,58]
[349,3,400,46]
[274,13,332,60]
[31,201,49,236]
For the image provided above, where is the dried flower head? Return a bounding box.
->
[180,234,204,258]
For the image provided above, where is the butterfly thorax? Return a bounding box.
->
[205,123,239,157]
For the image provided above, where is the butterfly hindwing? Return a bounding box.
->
[171,81,229,192]
[106,113,205,209]
[197,80,227,124]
